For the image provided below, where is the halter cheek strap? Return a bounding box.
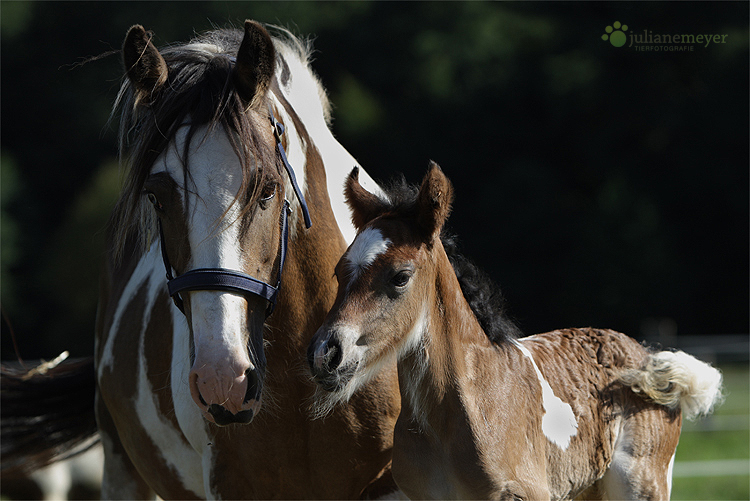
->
[229,54,311,226]
[159,103,310,317]
[160,200,290,316]
[269,106,312,229]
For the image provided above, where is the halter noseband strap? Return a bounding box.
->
[159,104,309,317]
[160,200,290,316]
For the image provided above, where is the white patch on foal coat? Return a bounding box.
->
[515,340,578,450]
[398,310,430,430]
[344,227,391,285]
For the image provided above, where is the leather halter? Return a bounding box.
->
[158,105,312,317]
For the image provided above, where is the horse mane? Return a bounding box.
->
[378,177,522,344]
[109,25,324,260]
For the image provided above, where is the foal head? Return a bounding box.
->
[114,22,293,425]
[308,163,453,405]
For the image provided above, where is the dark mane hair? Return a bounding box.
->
[441,233,522,343]
[379,176,521,344]
[109,28,281,258]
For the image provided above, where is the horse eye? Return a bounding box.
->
[259,184,276,209]
[391,270,412,288]
[146,192,163,211]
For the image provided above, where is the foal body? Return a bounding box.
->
[394,323,677,499]
[309,165,722,500]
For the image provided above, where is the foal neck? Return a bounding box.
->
[397,243,493,428]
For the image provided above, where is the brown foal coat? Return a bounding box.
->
[309,164,720,500]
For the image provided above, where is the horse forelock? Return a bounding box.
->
[109,26,320,261]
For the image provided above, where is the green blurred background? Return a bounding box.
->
[1,2,748,498]
[2,1,746,358]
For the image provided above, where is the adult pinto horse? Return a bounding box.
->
[309,165,723,500]
[96,21,400,499]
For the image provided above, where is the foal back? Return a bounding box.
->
[517,328,684,500]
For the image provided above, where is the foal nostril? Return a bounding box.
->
[323,338,342,372]
[308,335,344,377]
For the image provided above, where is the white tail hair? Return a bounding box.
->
[619,350,723,420]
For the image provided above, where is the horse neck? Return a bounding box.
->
[271,48,369,245]
[262,48,365,353]
[264,90,348,355]
[397,243,492,432]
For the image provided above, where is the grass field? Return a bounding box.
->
[671,363,749,500]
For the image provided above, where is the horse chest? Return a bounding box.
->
[97,249,207,498]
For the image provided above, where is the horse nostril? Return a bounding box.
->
[244,369,261,404]
[208,404,254,426]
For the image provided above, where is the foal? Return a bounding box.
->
[309,164,723,500]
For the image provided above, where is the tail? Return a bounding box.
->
[619,350,724,420]
[1,355,100,475]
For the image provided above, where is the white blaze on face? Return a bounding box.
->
[157,125,260,416]
[165,126,248,349]
[514,340,579,450]
[343,227,391,287]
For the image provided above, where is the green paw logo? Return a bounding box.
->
[602,21,628,47]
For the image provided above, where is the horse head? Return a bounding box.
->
[119,21,300,426]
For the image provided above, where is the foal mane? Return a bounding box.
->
[379,177,521,344]
[109,26,321,260]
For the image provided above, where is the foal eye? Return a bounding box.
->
[391,270,412,288]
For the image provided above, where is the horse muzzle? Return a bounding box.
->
[189,361,264,426]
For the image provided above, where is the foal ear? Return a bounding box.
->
[416,162,453,239]
[123,25,168,106]
[233,20,276,108]
[345,167,389,230]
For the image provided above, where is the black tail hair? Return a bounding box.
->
[1,357,99,475]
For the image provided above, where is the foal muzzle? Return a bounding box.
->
[307,332,359,392]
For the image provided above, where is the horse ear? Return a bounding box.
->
[122,25,168,105]
[233,20,276,107]
[345,167,389,230]
[416,161,453,239]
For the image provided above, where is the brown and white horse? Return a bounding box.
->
[92,21,401,499]
[308,164,723,500]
